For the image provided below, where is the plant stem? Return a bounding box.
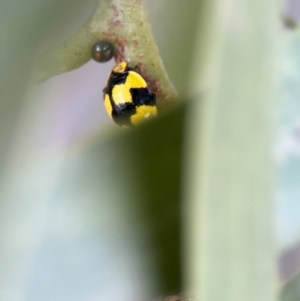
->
[34,0,177,109]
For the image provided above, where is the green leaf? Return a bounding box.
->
[280,271,300,301]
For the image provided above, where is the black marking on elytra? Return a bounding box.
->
[130,88,156,107]
[112,102,136,126]
[107,72,128,91]
[103,66,132,96]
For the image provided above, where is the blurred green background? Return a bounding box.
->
[1,0,299,301]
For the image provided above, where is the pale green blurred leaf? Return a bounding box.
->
[183,0,279,301]
[280,272,300,301]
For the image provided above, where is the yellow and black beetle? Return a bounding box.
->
[103,62,157,127]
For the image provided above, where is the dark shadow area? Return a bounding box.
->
[126,103,187,294]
